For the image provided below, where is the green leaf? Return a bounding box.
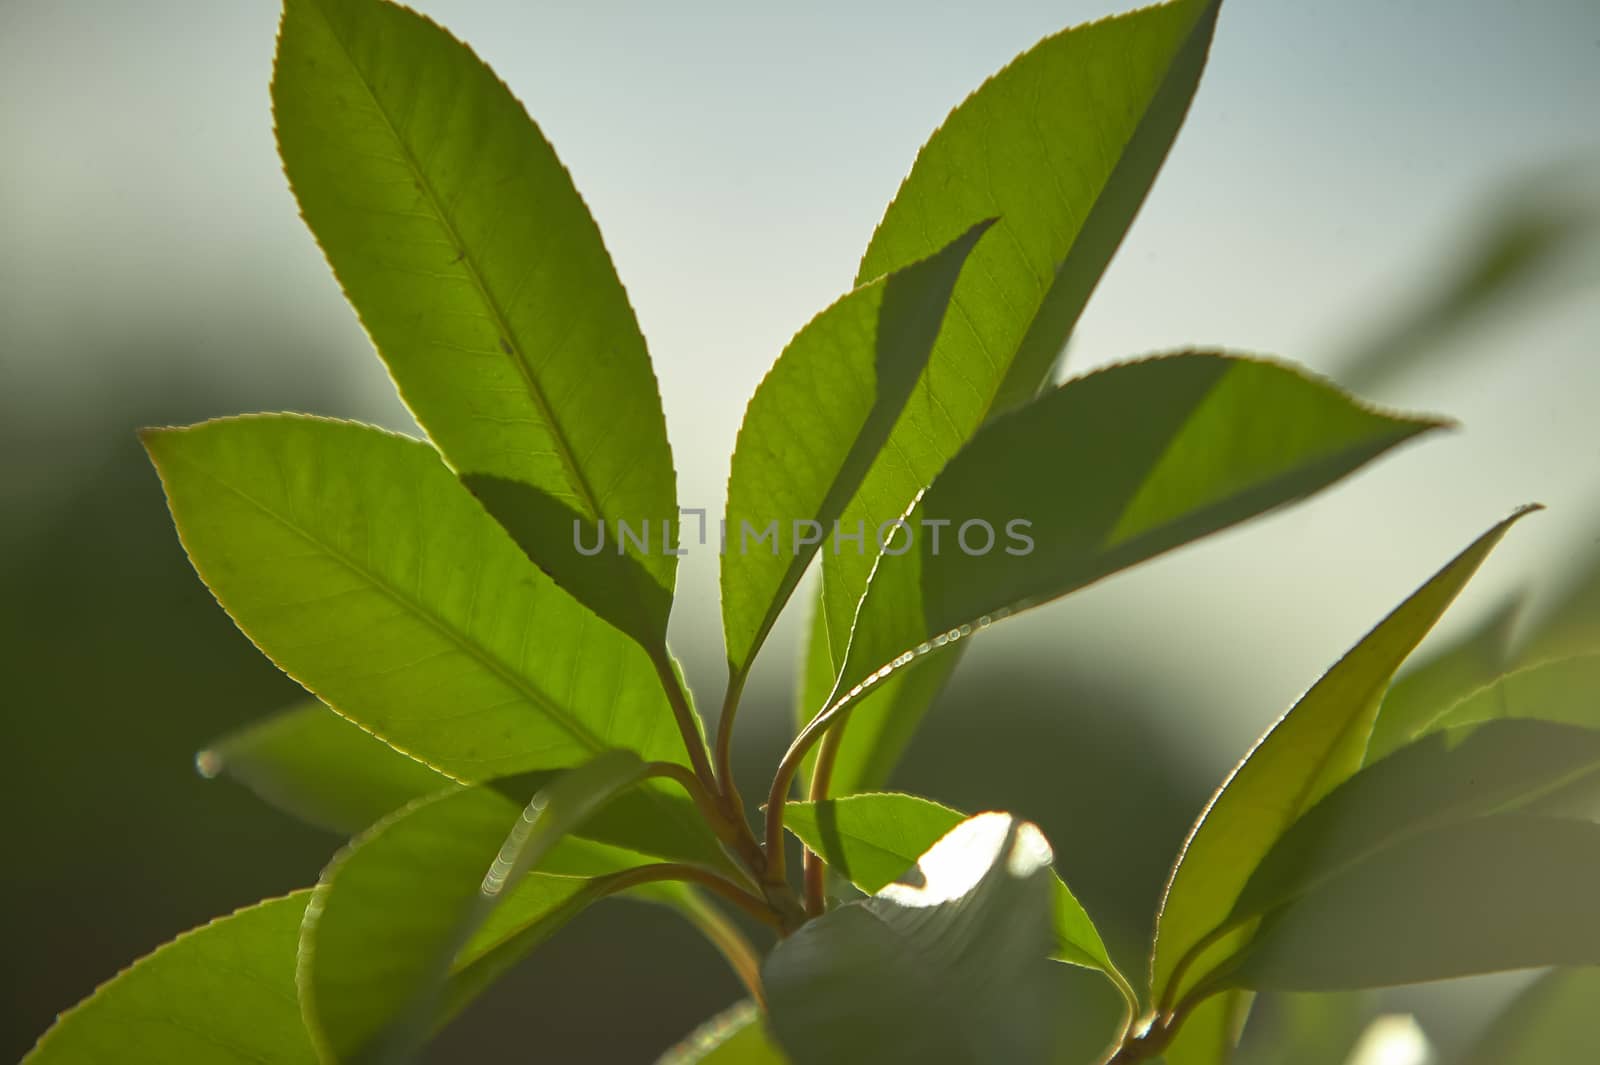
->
[1234,993,1369,1065]
[794,590,965,797]
[1458,967,1600,1065]
[198,699,454,835]
[142,416,690,783]
[783,793,1115,976]
[721,221,992,676]
[1517,544,1600,663]
[301,752,653,1062]
[834,355,1446,701]
[820,0,1223,670]
[1161,992,1250,1065]
[273,0,677,645]
[1362,595,1520,766]
[764,813,1063,1065]
[658,1002,790,1065]
[1151,510,1531,1009]
[1228,719,1600,926]
[1426,652,1600,733]
[1226,815,1600,990]
[24,893,318,1065]
[200,700,730,870]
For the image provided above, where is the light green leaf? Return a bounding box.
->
[834,355,1446,702]
[24,893,318,1065]
[1226,815,1600,991]
[1458,967,1600,1065]
[1161,992,1250,1065]
[274,0,677,645]
[301,752,653,1063]
[1426,652,1600,733]
[198,699,454,835]
[1363,595,1520,765]
[764,813,1063,1065]
[820,0,1223,671]
[658,1002,789,1065]
[783,793,1115,976]
[721,221,992,676]
[1228,719,1600,926]
[794,590,965,797]
[142,416,690,784]
[1152,510,1531,1009]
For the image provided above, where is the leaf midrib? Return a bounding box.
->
[302,0,605,523]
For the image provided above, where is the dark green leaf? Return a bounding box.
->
[1227,815,1600,990]
[657,1002,789,1065]
[835,355,1446,700]
[1235,993,1369,1065]
[764,813,1062,1065]
[198,699,453,835]
[1229,719,1600,925]
[301,752,652,1063]
[1458,967,1600,1065]
[142,416,690,783]
[274,0,677,645]
[23,893,317,1065]
[820,0,1223,670]
[1152,511,1531,1008]
[783,793,1115,976]
[721,222,991,676]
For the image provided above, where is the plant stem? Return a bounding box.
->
[595,862,780,931]
[648,647,720,801]
[801,725,845,914]
[713,667,750,804]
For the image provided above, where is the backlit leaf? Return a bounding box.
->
[721,222,991,676]
[274,0,677,645]
[1151,511,1531,1009]
[1458,967,1600,1065]
[657,1002,789,1065]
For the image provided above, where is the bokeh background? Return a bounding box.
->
[3,0,1597,1061]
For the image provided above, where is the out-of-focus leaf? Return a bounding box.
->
[820,0,1222,671]
[198,699,453,835]
[834,355,1446,701]
[1229,719,1600,924]
[1341,160,1600,393]
[142,416,690,783]
[721,223,991,676]
[1458,967,1600,1065]
[274,0,677,645]
[657,1002,789,1065]
[301,752,653,1062]
[1428,653,1600,733]
[1227,815,1600,991]
[1364,596,1520,765]
[1516,543,1600,664]
[23,893,317,1064]
[1234,992,1369,1065]
[783,793,1114,975]
[1161,992,1250,1065]
[764,813,1061,1065]
[1152,511,1531,1008]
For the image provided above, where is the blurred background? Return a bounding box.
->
[3,0,1597,1061]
